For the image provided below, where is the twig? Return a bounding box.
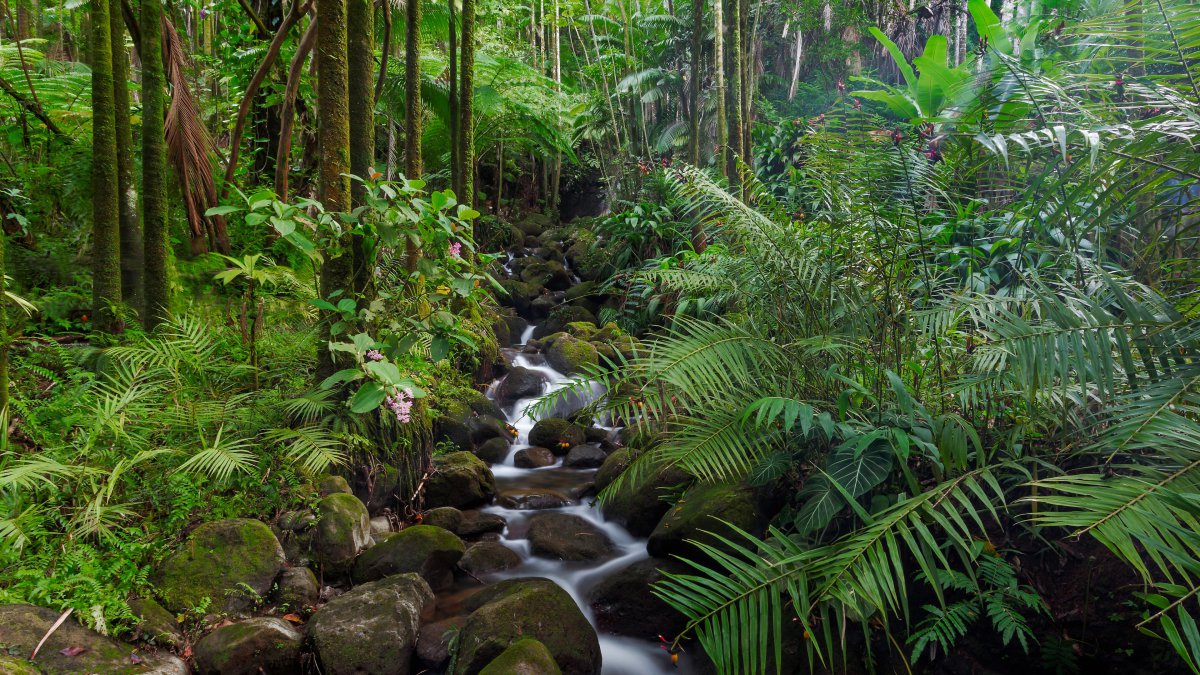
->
[30,607,73,659]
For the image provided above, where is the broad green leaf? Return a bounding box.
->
[349,381,387,413]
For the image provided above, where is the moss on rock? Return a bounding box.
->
[479,638,563,675]
[156,518,285,614]
[0,604,187,674]
[353,524,466,590]
[193,617,302,675]
[452,578,599,675]
[426,452,496,509]
[314,493,371,577]
[309,573,434,675]
[534,305,599,339]
[528,418,586,454]
[546,334,599,375]
[647,482,766,561]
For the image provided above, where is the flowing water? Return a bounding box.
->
[453,327,689,675]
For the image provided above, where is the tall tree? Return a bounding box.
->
[449,0,459,194]
[689,0,702,166]
[405,0,422,179]
[316,0,352,379]
[459,0,476,207]
[347,0,373,293]
[722,0,743,181]
[142,0,171,329]
[111,3,143,320]
[91,0,122,333]
[713,0,727,178]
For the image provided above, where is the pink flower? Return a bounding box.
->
[366,349,384,361]
[384,387,415,423]
[448,242,462,258]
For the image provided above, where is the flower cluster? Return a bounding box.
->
[385,388,415,423]
[366,349,384,361]
[448,241,462,258]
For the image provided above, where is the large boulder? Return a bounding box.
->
[529,418,586,454]
[459,511,507,538]
[353,525,466,590]
[453,579,600,675]
[517,212,553,236]
[499,279,542,316]
[460,541,523,576]
[479,638,563,675]
[416,616,466,670]
[157,518,285,614]
[599,453,690,537]
[426,452,496,509]
[545,334,599,375]
[462,388,506,419]
[521,259,572,291]
[496,367,548,405]
[563,445,606,469]
[423,506,464,533]
[314,492,372,576]
[514,446,557,468]
[128,596,182,648]
[588,558,690,638]
[274,566,320,610]
[475,436,512,464]
[193,617,303,675]
[309,573,434,675]
[526,513,614,562]
[0,604,187,674]
[534,306,599,339]
[647,482,766,560]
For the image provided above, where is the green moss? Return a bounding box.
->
[479,638,563,675]
[528,419,586,452]
[156,519,284,614]
[0,655,40,675]
[352,524,466,585]
[646,482,764,560]
[546,334,599,375]
[425,452,496,508]
[314,493,371,576]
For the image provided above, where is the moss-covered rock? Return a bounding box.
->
[128,596,182,648]
[600,459,689,538]
[353,525,466,590]
[318,475,352,496]
[594,448,632,493]
[462,388,505,419]
[458,511,507,538]
[534,306,599,339]
[351,463,401,515]
[0,654,39,674]
[460,541,523,576]
[475,436,512,464]
[435,414,475,453]
[647,482,766,561]
[0,604,187,674]
[499,279,542,315]
[423,506,465,533]
[526,513,614,562]
[274,566,319,610]
[157,518,285,614]
[497,488,572,510]
[517,212,553,236]
[193,617,302,675]
[452,578,600,675]
[587,558,690,639]
[546,334,599,375]
[573,243,614,282]
[314,493,371,577]
[309,573,434,675]
[479,638,563,675]
[426,452,496,509]
[521,259,571,291]
[469,415,512,445]
[416,616,466,670]
[528,418,586,454]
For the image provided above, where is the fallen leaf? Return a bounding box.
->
[282,613,304,625]
[59,646,86,657]
[130,653,143,664]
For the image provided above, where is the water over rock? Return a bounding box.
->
[526,512,615,562]
[496,366,549,405]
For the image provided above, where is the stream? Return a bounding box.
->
[449,325,690,674]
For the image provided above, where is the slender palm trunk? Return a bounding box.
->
[459,0,476,208]
[347,0,373,293]
[316,0,352,379]
[712,0,726,178]
[723,0,742,181]
[143,0,171,329]
[449,0,459,195]
[91,0,123,333]
[111,5,142,319]
[688,0,701,166]
[405,0,421,179]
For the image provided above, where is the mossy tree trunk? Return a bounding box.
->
[110,5,143,321]
[316,0,352,380]
[722,0,743,183]
[347,0,373,295]
[448,0,459,195]
[712,0,726,179]
[404,0,423,273]
[142,0,171,329]
[689,0,702,167]
[91,0,123,334]
[459,0,476,209]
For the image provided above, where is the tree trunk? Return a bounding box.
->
[460,0,476,208]
[274,18,317,198]
[405,0,421,178]
[111,3,142,321]
[142,0,170,329]
[347,0,373,293]
[688,0,701,166]
[722,0,742,182]
[449,0,459,195]
[713,0,726,178]
[316,0,352,379]
[91,0,123,333]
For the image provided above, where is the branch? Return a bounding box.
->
[0,74,69,141]
[237,0,272,38]
[375,0,392,103]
